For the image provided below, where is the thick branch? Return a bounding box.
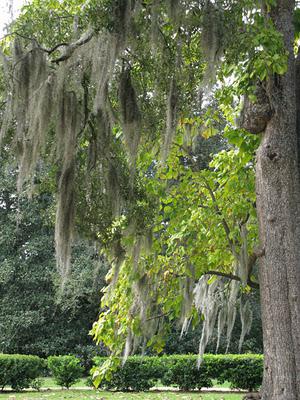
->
[10,29,94,63]
[12,32,69,54]
[204,270,259,289]
[41,42,70,55]
[51,29,94,63]
[146,312,171,321]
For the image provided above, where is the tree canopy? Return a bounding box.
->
[1,1,300,398]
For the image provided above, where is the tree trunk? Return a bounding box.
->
[256,1,300,399]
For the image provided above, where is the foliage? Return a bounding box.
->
[73,345,109,374]
[0,155,108,357]
[155,130,258,283]
[215,354,263,391]
[160,356,213,391]
[0,0,291,383]
[30,378,44,391]
[47,355,84,389]
[0,354,45,391]
[91,130,259,365]
[92,354,263,392]
[92,356,160,391]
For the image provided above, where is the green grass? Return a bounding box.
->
[211,381,232,389]
[41,378,232,390]
[0,390,244,400]
[38,377,90,389]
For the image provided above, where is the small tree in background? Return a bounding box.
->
[48,355,84,389]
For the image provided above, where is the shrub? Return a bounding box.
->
[0,354,45,391]
[47,355,84,389]
[73,344,108,374]
[92,354,263,392]
[94,356,160,391]
[160,355,213,390]
[30,378,44,391]
[214,354,263,391]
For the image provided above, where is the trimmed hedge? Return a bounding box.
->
[0,354,45,391]
[0,353,263,392]
[95,356,167,391]
[160,355,213,390]
[213,354,264,391]
[48,355,84,389]
[93,354,263,391]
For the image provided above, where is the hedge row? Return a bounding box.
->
[0,353,263,392]
[93,354,263,391]
[0,354,84,391]
[0,354,45,391]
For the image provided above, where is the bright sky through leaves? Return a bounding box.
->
[0,0,26,38]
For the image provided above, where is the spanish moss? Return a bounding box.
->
[161,77,178,163]
[201,0,224,91]
[119,68,141,168]
[55,90,79,287]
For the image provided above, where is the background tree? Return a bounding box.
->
[0,151,108,358]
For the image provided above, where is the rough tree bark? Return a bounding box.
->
[256,1,300,399]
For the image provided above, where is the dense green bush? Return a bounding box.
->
[160,355,213,390]
[0,354,45,391]
[73,344,108,374]
[93,354,263,391]
[94,356,162,391]
[214,354,263,391]
[48,355,84,389]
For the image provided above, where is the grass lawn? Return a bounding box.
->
[0,391,244,400]
[34,378,233,390]
[36,378,90,389]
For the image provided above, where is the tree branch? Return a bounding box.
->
[167,268,259,289]
[9,29,94,63]
[12,32,69,54]
[204,270,259,289]
[51,29,94,63]
[203,178,238,258]
[146,312,171,321]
